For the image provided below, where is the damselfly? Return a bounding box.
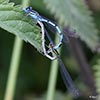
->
[23,6,63,51]
[23,6,80,98]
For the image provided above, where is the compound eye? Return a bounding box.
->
[26,6,32,11]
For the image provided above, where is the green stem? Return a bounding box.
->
[4,1,30,100]
[46,59,59,100]
[22,0,30,8]
[46,36,61,100]
[4,37,23,100]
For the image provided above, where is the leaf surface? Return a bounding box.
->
[0,1,42,52]
[44,0,99,50]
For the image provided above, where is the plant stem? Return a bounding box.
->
[46,59,59,100]
[4,37,23,100]
[22,0,30,8]
[46,36,61,100]
[4,0,30,100]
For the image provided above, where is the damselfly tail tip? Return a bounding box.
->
[71,88,80,98]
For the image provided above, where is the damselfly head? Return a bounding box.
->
[26,6,32,11]
[23,6,32,13]
[23,6,39,18]
[23,6,39,16]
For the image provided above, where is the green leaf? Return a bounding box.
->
[43,0,99,50]
[0,1,42,52]
[0,0,9,4]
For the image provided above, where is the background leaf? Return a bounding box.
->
[0,0,9,4]
[0,1,42,52]
[43,0,99,50]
